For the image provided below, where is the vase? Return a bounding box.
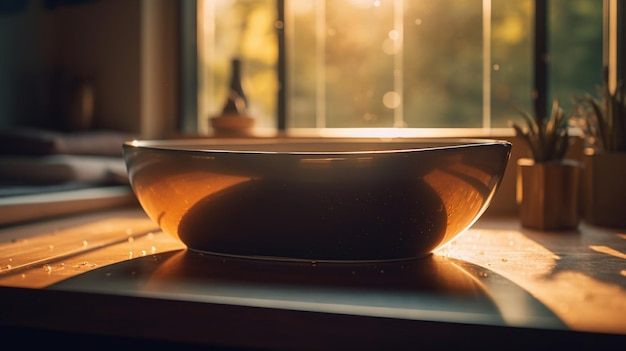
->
[582,149,626,228]
[517,158,581,230]
[210,58,255,137]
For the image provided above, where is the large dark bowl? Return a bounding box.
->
[123,138,511,262]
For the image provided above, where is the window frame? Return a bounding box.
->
[180,0,619,137]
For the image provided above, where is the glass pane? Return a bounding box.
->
[288,0,397,128]
[287,0,535,129]
[198,0,277,134]
[491,0,533,127]
[403,0,483,128]
[324,1,396,128]
[548,0,603,112]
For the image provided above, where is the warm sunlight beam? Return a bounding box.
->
[589,245,626,259]
[439,227,626,334]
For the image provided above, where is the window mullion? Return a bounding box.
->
[394,0,404,128]
[482,0,492,130]
[534,0,548,121]
[315,0,326,129]
[277,0,286,132]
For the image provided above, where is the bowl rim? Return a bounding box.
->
[123,137,512,156]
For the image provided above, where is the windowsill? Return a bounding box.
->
[196,127,517,139]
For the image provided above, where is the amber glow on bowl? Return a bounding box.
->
[123,138,511,262]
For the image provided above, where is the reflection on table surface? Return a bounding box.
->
[443,218,626,335]
[50,248,564,330]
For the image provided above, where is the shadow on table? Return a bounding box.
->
[518,225,626,290]
[52,248,566,330]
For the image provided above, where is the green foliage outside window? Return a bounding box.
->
[199,0,603,133]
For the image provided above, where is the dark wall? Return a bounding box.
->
[0,0,143,132]
[0,0,53,128]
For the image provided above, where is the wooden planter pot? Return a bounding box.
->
[582,150,626,228]
[517,158,581,230]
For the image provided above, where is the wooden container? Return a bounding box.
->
[582,150,626,228]
[517,158,581,230]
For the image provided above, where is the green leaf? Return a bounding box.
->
[509,99,571,162]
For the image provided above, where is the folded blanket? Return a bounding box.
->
[0,155,128,185]
[0,127,136,156]
[0,181,101,198]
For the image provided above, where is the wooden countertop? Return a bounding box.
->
[0,206,624,349]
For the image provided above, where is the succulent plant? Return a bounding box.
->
[510,99,572,162]
[574,68,626,153]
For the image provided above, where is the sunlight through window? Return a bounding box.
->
[197,0,602,136]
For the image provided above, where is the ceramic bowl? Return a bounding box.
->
[123,138,511,262]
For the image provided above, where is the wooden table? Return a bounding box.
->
[0,206,624,349]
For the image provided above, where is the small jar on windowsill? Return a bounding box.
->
[210,115,255,137]
[210,58,255,138]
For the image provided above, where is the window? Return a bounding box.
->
[192,0,603,136]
